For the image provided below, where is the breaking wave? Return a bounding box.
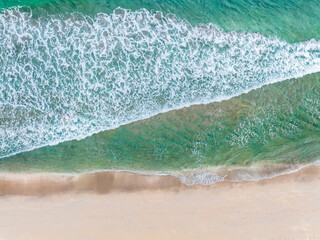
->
[1,6,320,158]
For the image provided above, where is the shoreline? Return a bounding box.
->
[0,161,318,196]
[1,162,320,239]
[0,170,184,196]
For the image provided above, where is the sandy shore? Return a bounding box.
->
[1,164,320,239]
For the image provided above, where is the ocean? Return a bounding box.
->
[1,0,320,183]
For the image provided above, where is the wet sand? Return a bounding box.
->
[0,164,320,239]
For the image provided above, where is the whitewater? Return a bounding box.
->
[1,6,320,158]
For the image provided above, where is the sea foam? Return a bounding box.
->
[1,7,320,158]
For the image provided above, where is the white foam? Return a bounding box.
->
[177,162,317,185]
[1,7,320,158]
[179,171,226,185]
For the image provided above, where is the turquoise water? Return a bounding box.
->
[0,0,320,179]
[2,0,320,42]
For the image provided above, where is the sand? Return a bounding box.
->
[0,164,320,240]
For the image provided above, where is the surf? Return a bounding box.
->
[1,7,320,158]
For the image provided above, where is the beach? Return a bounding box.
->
[1,164,320,240]
[1,1,320,239]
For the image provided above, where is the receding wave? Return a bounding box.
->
[1,6,320,158]
[177,162,316,185]
[0,162,319,196]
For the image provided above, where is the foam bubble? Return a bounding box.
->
[178,171,225,185]
[1,7,320,158]
[177,162,315,185]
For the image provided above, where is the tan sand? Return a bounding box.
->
[0,164,320,240]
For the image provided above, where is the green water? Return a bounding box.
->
[2,0,320,42]
[1,0,320,176]
[1,73,320,173]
